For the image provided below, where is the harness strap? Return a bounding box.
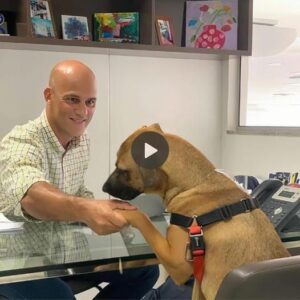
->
[170,198,259,228]
[188,224,205,283]
[170,198,259,283]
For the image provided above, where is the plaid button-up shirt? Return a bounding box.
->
[0,110,94,222]
[0,111,95,266]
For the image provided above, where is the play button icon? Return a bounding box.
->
[145,143,158,158]
[131,131,169,169]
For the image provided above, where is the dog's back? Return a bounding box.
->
[199,209,289,299]
[191,174,289,299]
[167,170,290,300]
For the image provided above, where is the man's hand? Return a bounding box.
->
[22,182,137,235]
[81,199,137,235]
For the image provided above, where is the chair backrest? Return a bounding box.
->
[234,175,260,192]
[215,255,300,300]
[251,179,283,205]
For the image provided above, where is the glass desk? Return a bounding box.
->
[0,212,299,285]
[0,215,168,284]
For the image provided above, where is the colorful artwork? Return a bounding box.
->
[94,12,139,43]
[186,0,238,50]
[31,17,54,38]
[62,15,90,41]
[30,0,55,38]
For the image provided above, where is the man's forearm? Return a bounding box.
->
[21,181,136,234]
[21,181,90,222]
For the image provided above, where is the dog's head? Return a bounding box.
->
[102,124,169,200]
[102,124,215,201]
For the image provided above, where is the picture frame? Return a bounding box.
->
[155,16,175,46]
[29,0,56,38]
[185,0,238,50]
[93,12,139,43]
[61,15,90,41]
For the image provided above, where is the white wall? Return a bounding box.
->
[108,55,222,173]
[0,48,223,198]
[221,133,300,179]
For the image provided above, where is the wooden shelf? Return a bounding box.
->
[0,0,253,59]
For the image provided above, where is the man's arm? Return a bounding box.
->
[21,181,136,235]
[0,126,135,234]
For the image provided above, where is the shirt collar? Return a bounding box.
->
[40,111,82,154]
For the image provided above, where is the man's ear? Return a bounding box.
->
[44,87,51,102]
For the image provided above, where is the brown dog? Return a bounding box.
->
[103,124,290,300]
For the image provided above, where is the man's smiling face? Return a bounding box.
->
[44,61,97,148]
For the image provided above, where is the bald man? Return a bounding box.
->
[0,60,158,299]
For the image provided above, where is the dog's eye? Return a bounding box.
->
[117,168,129,179]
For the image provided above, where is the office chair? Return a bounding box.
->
[234,175,260,192]
[251,179,283,205]
[215,255,300,300]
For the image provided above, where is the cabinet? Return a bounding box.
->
[0,0,253,58]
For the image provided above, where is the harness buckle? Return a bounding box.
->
[185,225,205,262]
[220,205,232,220]
[241,198,252,212]
[185,243,193,262]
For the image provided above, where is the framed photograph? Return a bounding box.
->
[155,16,175,46]
[61,15,90,41]
[93,12,139,43]
[29,0,56,38]
[185,0,238,50]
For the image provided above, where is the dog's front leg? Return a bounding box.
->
[118,210,193,284]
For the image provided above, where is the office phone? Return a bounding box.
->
[252,179,300,241]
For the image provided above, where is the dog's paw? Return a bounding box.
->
[121,226,136,243]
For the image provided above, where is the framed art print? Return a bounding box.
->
[94,12,139,43]
[186,0,238,50]
[29,0,56,38]
[155,16,175,46]
[62,15,90,41]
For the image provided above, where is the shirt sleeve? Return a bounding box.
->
[76,183,94,199]
[0,129,50,222]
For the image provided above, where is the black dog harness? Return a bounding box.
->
[170,198,260,283]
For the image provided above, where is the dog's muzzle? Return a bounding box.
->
[102,168,142,200]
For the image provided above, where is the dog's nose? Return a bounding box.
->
[102,180,110,193]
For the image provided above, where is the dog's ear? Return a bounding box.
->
[139,168,168,194]
[140,168,158,187]
[147,123,163,133]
